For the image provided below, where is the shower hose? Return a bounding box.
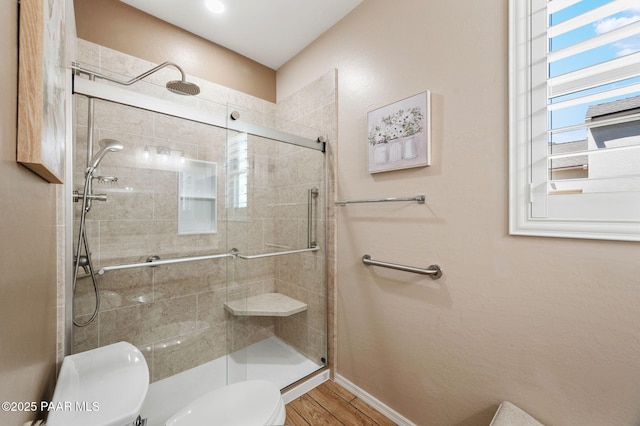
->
[72,171,101,327]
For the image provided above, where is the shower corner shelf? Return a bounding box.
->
[224,293,307,317]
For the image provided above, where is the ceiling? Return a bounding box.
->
[119,0,363,70]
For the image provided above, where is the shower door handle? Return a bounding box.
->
[308,187,319,248]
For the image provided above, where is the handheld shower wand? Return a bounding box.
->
[76,139,124,213]
[73,138,123,327]
[87,139,124,176]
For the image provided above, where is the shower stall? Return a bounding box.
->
[69,51,329,425]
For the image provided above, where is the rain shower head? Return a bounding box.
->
[73,61,201,96]
[88,139,123,172]
[166,79,201,96]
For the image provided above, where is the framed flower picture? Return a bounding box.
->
[367,91,431,173]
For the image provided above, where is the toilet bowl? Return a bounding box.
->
[165,380,286,426]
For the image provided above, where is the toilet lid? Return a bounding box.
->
[165,380,284,426]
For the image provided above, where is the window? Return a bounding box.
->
[510,0,640,241]
[226,132,248,212]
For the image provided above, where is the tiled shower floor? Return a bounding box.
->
[140,336,322,426]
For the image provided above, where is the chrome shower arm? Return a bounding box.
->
[72,61,200,95]
[73,61,187,86]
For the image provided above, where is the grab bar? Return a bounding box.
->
[238,246,320,259]
[98,252,234,275]
[335,195,425,206]
[362,254,442,279]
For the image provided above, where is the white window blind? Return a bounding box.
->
[510,0,640,240]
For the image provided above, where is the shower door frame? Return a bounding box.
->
[73,78,326,153]
[67,75,330,385]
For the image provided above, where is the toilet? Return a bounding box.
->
[165,380,286,426]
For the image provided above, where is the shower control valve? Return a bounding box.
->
[73,190,108,203]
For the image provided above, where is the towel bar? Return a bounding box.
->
[238,246,320,259]
[335,195,425,206]
[98,252,233,275]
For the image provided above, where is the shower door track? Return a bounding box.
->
[73,77,325,152]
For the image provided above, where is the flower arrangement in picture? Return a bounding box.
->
[367,91,431,173]
[368,107,424,145]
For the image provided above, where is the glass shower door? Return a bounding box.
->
[224,108,327,389]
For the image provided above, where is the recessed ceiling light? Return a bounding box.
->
[204,0,225,14]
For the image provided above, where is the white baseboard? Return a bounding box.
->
[334,374,417,426]
[282,369,330,404]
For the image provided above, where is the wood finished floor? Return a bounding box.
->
[285,380,397,426]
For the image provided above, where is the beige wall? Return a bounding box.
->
[0,1,58,425]
[278,1,640,425]
[74,0,277,102]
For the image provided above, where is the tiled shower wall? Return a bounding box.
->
[227,135,328,366]
[71,39,336,382]
[273,72,338,366]
[72,98,231,381]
